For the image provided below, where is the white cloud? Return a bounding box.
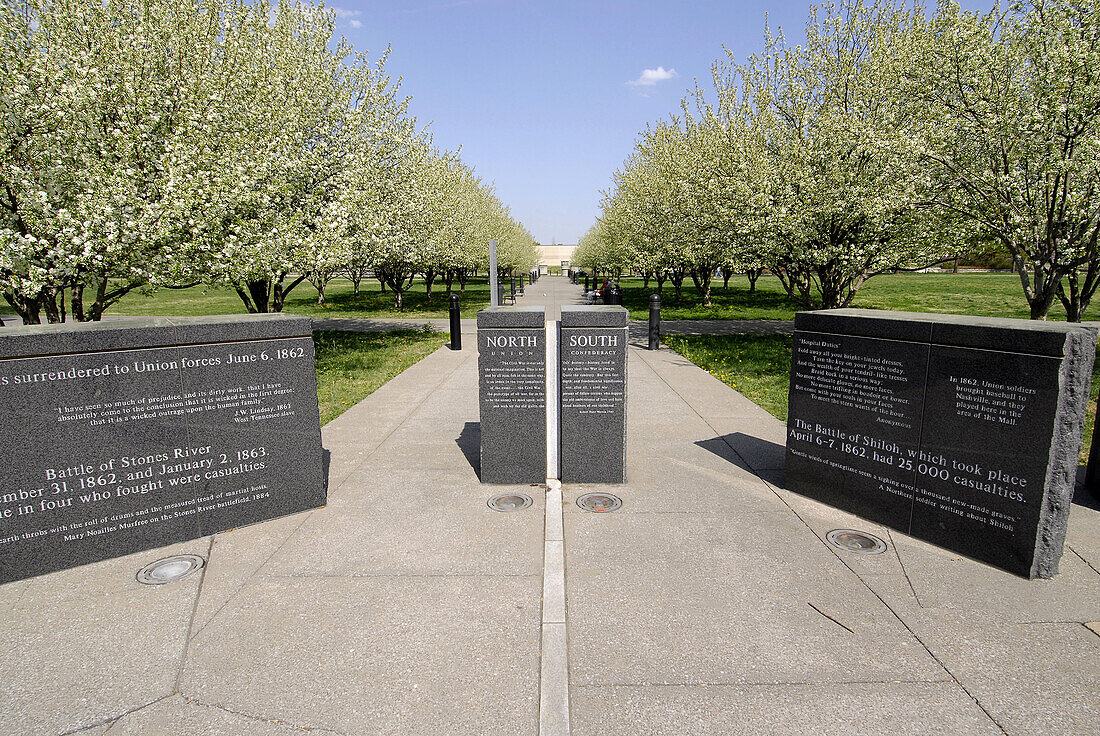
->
[627,66,679,87]
[331,7,363,19]
[348,19,362,27]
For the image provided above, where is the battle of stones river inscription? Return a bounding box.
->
[0,334,324,583]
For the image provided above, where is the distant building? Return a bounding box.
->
[536,243,577,268]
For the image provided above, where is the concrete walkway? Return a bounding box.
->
[1,277,1098,735]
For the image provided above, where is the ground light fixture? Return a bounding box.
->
[136,554,206,585]
[827,529,888,555]
[487,493,533,511]
[576,492,622,512]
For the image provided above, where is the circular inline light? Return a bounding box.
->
[576,493,622,513]
[827,529,887,555]
[136,554,206,585]
[488,493,533,512]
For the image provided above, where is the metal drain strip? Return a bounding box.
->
[539,479,569,735]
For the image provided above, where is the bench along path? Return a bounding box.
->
[0,276,1096,735]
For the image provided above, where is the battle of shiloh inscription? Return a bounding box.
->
[0,315,325,584]
[786,309,1096,579]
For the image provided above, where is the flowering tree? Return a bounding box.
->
[1,0,228,323]
[908,0,1100,320]
[1,0,536,322]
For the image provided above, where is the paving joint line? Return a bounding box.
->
[174,536,215,688]
[571,678,957,689]
[73,692,175,736]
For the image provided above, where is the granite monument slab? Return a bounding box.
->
[477,307,546,483]
[559,305,628,483]
[0,315,325,584]
[786,309,1096,578]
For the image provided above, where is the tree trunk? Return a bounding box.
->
[1017,258,1058,320]
[424,268,436,302]
[384,270,416,310]
[1056,265,1100,323]
[746,268,762,292]
[235,276,301,313]
[5,290,45,324]
[669,267,685,301]
[655,270,666,295]
[698,270,713,307]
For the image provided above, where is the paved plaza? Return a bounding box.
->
[0,276,1097,735]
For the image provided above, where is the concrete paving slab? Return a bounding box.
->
[634,349,774,420]
[891,533,1100,621]
[1066,507,1100,572]
[0,542,205,736]
[696,418,789,472]
[569,682,1003,736]
[189,512,311,636]
[617,457,784,513]
[4,278,1099,734]
[904,615,1100,736]
[260,495,543,577]
[564,511,946,686]
[107,694,344,735]
[180,576,541,735]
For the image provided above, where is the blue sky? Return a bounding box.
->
[330,1,977,245]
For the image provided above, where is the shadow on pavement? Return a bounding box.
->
[695,433,786,476]
[1072,466,1100,510]
[457,422,481,480]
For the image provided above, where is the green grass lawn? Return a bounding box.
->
[2,270,1052,324]
[313,328,447,425]
[663,333,1100,464]
[110,277,498,319]
[662,334,794,419]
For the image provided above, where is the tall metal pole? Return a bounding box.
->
[488,239,499,307]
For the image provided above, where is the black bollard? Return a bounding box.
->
[449,293,462,350]
[510,274,516,299]
[648,293,661,350]
[584,275,590,291]
[518,274,525,296]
